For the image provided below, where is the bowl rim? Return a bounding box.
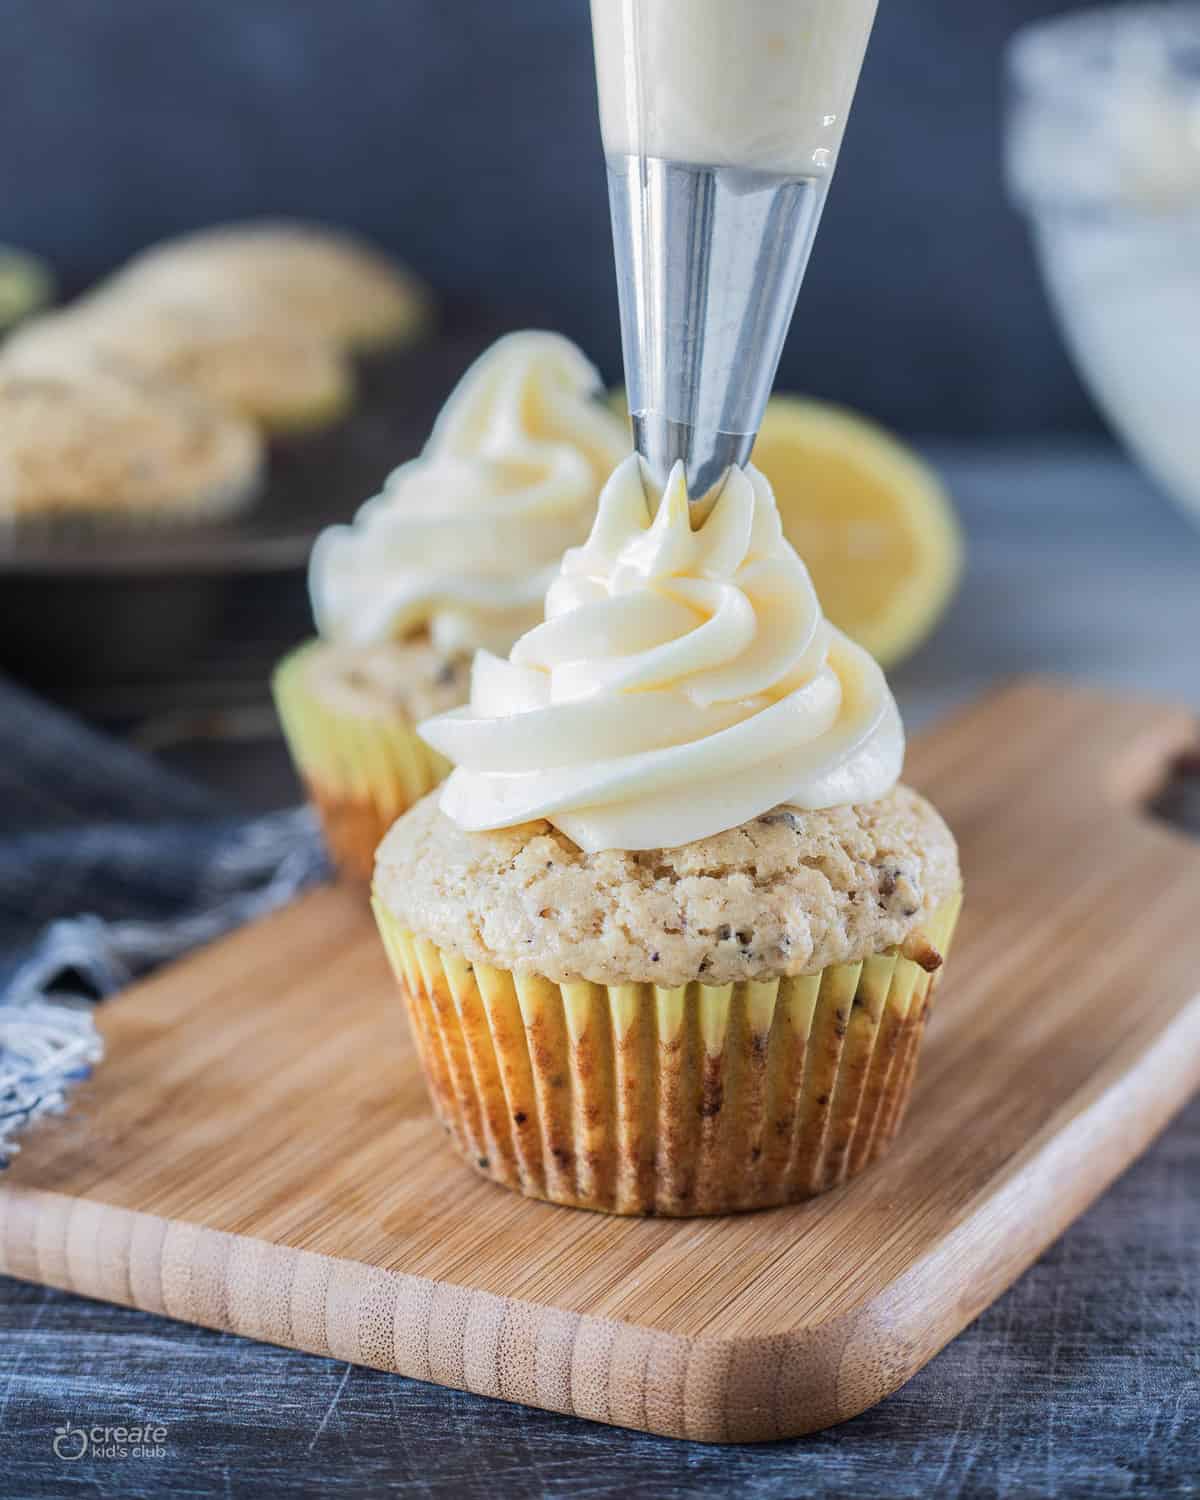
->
[1008,1,1200,97]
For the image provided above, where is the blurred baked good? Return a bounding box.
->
[2,296,354,437]
[0,364,263,528]
[111,220,433,353]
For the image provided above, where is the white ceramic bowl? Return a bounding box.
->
[1008,4,1200,525]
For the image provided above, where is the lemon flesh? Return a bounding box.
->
[752,398,961,667]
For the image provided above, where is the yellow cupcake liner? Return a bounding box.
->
[372,890,962,1216]
[273,640,450,884]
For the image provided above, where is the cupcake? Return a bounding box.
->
[111,220,432,354]
[372,458,962,1215]
[274,331,629,883]
[3,296,354,437]
[0,364,263,532]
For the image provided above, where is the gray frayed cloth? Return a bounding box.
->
[0,675,326,1163]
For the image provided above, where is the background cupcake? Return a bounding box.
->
[275,329,629,883]
[0,364,263,532]
[111,220,433,355]
[3,296,354,437]
[374,457,961,1215]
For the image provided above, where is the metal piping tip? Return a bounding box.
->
[632,410,752,524]
[607,153,831,523]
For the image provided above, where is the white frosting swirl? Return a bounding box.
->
[309,331,628,656]
[422,456,904,852]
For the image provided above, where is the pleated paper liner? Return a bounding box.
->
[373,890,962,1216]
[273,640,450,884]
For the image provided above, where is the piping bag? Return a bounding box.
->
[589,0,879,514]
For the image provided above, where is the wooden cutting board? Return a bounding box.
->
[3,678,1199,1443]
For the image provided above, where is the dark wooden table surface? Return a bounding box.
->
[2,1097,1197,1499]
[2,446,1199,1497]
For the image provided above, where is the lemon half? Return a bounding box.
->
[0,247,54,335]
[750,398,961,667]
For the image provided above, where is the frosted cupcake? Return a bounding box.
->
[0,365,263,532]
[373,458,961,1215]
[111,220,432,354]
[274,331,629,883]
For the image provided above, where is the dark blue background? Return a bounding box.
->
[2,0,1102,436]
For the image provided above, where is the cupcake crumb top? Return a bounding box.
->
[112,220,431,352]
[4,299,353,434]
[0,365,262,521]
[375,787,960,987]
